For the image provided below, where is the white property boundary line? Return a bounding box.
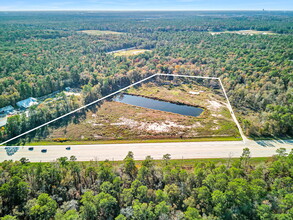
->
[158,74,247,144]
[1,73,247,146]
[0,74,157,146]
[217,77,248,144]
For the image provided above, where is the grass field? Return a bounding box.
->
[79,30,123,35]
[114,49,151,56]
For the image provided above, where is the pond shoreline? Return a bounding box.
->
[121,93,208,118]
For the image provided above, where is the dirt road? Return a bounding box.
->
[0,140,292,162]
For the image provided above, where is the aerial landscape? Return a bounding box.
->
[0,0,292,219]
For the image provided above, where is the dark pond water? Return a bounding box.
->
[113,94,203,117]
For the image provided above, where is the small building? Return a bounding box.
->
[16,97,38,109]
[189,91,200,95]
[0,105,14,115]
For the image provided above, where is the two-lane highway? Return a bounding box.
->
[0,140,292,162]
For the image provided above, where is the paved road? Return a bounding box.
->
[0,140,292,162]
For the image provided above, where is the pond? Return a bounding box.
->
[113,94,203,117]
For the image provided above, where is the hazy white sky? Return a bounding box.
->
[0,0,292,11]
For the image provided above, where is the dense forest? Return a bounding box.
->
[0,148,292,219]
[0,11,292,143]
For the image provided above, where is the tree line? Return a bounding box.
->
[0,148,292,219]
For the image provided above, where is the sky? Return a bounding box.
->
[0,0,292,11]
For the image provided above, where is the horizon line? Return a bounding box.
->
[1,9,293,12]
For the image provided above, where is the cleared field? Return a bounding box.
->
[210,30,276,35]
[114,49,151,56]
[78,30,123,35]
[44,82,240,142]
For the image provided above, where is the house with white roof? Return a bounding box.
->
[16,97,38,109]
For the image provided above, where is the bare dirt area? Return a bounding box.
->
[210,30,276,35]
[47,82,240,141]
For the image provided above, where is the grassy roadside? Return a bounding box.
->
[27,157,271,167]
[21,136,241,146]
[108,157,271,167]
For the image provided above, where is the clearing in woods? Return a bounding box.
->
[45,77,241,143]
[113,49,152,56]
[78,30,123,35]
[210,30,276,35]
